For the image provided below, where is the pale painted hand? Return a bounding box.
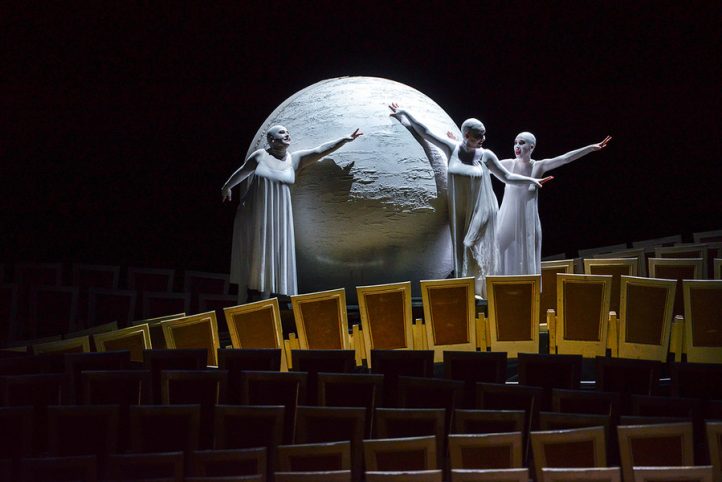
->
[346,128,363,141]
[593,135,612,151]
[221,186,232,202]
[447,131,459,141]
[532,176,554,188]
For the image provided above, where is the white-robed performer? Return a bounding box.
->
[222,125,362,300]
[388,103,550,297]
[496,133,612,275]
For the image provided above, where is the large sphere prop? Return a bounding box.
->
[246,77,459,302]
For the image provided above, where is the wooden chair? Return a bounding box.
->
[127,266,176,318]
[277,440,351,472]
[291,349,355,405]
[317,372,384,437]
[476,382,543,435]
[0,406,34,472]
[542,467,621,482]
[363,435,437,471]
[552,273,612,358]
[706,421,722,482]
[81,369,152,406]
[443,351,507,408]
[142,291,192,320]
[365,470,443,481]
[28,285,79,337]
[617,276,677,362]
[682,280,722,363]
[419,277,477,362]
[64,320,118,346]
[31,335,91,355]
[694,230,722,244]
[72,263,120,290]
[551,388,620,417]
[106,451,183,481]
[633,235,683,249]
[517,353,583,411]
[633,466,714,482]
[451,468,529,482]
[617,422,695,482]
[453,409,526,436]
[129,404,201,454]
[369,349,434,408]
[485,275,541,356]
[183,270,230,312]
[188,447,266,479]
[161,311,220,366]
[93,323,151,362]
[671,363,722,401]
[448,432,523,469]
[63,350,132,403]
[19,454,98,482]
[584,258,638,315]
[224,298,289,371]
[595,356,663,415]
[186,475,263,481]
[530,426,607,482]
[87,287,137,325]
[46,405,119,468]
[218,348,282,404]
[275,470,351,482]
[290,288,351,350]
[356,281,414,367]
[373,408,445,470]
[656,244,710,269]
[539,411,611,434]
[595,248,648,277]
[143,348,208,403]
[540,260,576,329]
[649,258,705,317]
[631,395,698,420]
[715,259,722,280]
[579,243,630,258]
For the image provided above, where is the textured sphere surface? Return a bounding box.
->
[246,77,459,301]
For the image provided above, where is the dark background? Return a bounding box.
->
[2,1,720,275]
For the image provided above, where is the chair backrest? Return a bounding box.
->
[81,369,152,406]
[542,467,621,482]
[275,470,352,482]
[87,288,137,325]
[93,323,152,362]
[419,277,477,362]
[448,432,523,469]
[189,446,266,479]
[224,298,288,371]
[555,274,612,357]
[277,440,351,472]
[143,348,209,403]
[596,248,647,277]
[32,335,91,355]
[517,354,583,411]
[46,404,119,460]
[161,311,221,366]
[444,351,507,408]
[617,422,695,482]
[683,280,722,363]
[72,263,120,290]
[551,388,620,417]
[632,235,683,249]
[633,466,714,482]
[291,288,350,350]
[540,260,576,326]
[706,421,722,482]
[19,454,98,482]
[373,408,445,469]
[363,435,437,471]
[129,404,201,453]
[583,258,638,315]
[694,230,722,244]
[0,406,34,461]
[291,349,356,405]
[530,425,607,482]
[356,281,414,367]
[618,276,677,362]
[656,244,709,268]
[715,259,722,280]
[649,258,705,317]
[486,275,541,356]
[29,285,80,337]
[317,372,384,437]
[106,451,184,481]
[365,470,443,481]
[578,244,630,258]
[451,468,530,482]
[64,351,133,403]
[453,409,526,436]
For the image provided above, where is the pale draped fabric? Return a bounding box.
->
[447,145,499,297]
[496,159,542,276]
[230,151,298,296]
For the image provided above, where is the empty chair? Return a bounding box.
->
[188,447,266,479]
[46,405,118,470]
[184,270,230,313]
[127,266,176,318]
[633,466,714,482]
[224,298,289,371]
[0,406,33,478]
[443,351,507,408]
[363,435,437,471]
[143,348,208,403]
[373,408,445,470]
[396,376,464,437]
[530,426,607,482]
[31,335,91,355]
[517,353,583,410]
[448,432,523,469]
[538,412,611,434]
[318,372,384,437]
[161,311,221,366]
[19,454,98,482]
[706,421,722,482]
[631,395,698,420]
[540,260,576,329]
[356,281,415,367]
[579,244,630,258]
[451,467,529,482]
[106,451,184,481]
[142,291,192,321]
[595,247,648,277]
[552,388,620,417]
[291,349,355,405]
[277,440,351,472]
[595,356,663,414]
[370,349,434,408]
[63,321,118,347]
[419,277,477,362]
[129,404,201,454]
[542,467,621,482]
[453,409,526,436]
[485,275,541,356]
[656,244,709,267]
[682,280,722,363]
[290,288,351,350]
[93,323,151,363]
[671,363,722,401]
[130,312,186,349]
[365,470,443,481]
[583,258,638,315]
[28,285,78,338]
[275,470,351,482]
[617,276,677,362]
[552,273,612,358]
[476,382,544,432]
[617,422,695,482]
[633,235,683,251]
[218,349,282,404]
[81,369,151,406]
[649,258,705,317]
[64,350,132,403]
[72,263,120,290]
[87,287,137,325]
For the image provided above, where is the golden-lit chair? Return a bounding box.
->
[633,466,714,482]
[448,432,523,469]
[365,470,443,481]
[595,248,647,277]
[706,421,722,482]
[649,258,705,317]
[617,422,694,482]
[682,280,722,363]
[551,274,612,358]
[130,312,186,349]
[485,275,541,357]
[542,467,621,482]
[363,435,437,472]
[275,470,352,482]
[419,277,476,362]
[540,260,576,330]
[530,426,607,482]
[224,298,288,371]
[277,440,351,472]
[356,282,414,368]
[291,288,351,350]
[617,276,676,362]
[452,468,529,482]
[32,335,91,354]
[161,311,220,366]
[94,323,152,362]
[584,258,638,315]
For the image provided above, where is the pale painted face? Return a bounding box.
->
[514,134,534,158]
[267,125,292,147]
[464,128,486,149]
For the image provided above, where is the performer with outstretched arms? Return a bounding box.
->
[389,103,550,296]
[496,133,612,275]
[222,125,362,300]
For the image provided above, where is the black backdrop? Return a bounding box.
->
[3,1,720,274]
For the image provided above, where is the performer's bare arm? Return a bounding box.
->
[389,103,455,159]
[221,153,261,202]
[294,129,363,171]
[535,135,612,174]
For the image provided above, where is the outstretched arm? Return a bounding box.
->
[535,135,612,173]
[221,152,260,202]
[294,129,363,172]
[389,103,455,159]
[486,150,552,188]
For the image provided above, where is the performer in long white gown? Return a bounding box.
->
[222,125,362,300]
[388,103,550,296]
[496,132,612,275]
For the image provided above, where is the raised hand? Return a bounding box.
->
[447,131,459,141]
[539,175,554,186]
[348,128,363,141]
[221,186,232,202]
[594,135,612,150]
